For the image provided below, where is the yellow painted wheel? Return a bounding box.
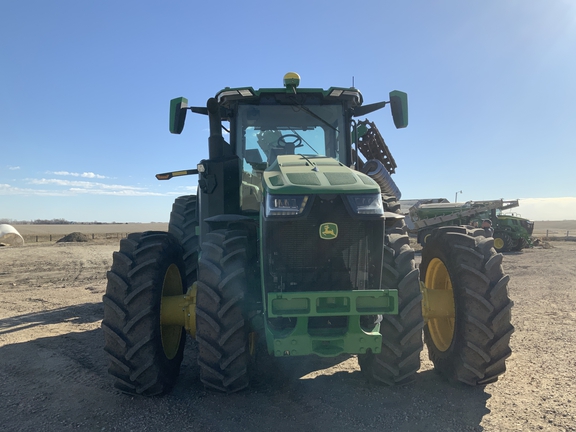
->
[494,237,504,250]
[160,264,184,359]
[420,227,514,386]
[424,258,455,352]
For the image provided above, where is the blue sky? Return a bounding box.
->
[1,0,575,222]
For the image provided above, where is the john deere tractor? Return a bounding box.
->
[485,212,534,252]
[102,73,514,395]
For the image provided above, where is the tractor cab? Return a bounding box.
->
[215,73,363,213]
[167,73,408,230]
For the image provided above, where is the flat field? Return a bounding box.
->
[531,220,576,237]
[0,230,575,431]
[12,223,168,243]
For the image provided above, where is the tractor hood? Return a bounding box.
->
[497,215,531,222]
[262,155,380,195]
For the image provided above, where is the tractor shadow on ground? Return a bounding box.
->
[236,365,491,431]
[0,303,491,431]
[178,340,490,431]
[0,302,102,336]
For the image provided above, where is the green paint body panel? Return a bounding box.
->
[265,289,398,357]
[266,317,382,358]
[262,154,380,195]
[268,290,398,317]
[258,155,390,358]
[169,97,188,134]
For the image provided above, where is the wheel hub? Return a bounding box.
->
[160,264,185,359]
[422,258,455,352]
[494,237,504,250]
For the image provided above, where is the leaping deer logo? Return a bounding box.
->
[319,223,338,240]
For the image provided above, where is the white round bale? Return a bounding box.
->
[0,224,25,246]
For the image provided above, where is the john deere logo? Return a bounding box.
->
[319,223,338,240]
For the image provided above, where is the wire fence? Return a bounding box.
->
[21,232,131,243]
[542,230,576,241]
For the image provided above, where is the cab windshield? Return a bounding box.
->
[236,104,347,169]
[235,102,347,212]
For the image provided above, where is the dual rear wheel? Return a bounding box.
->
[359,223,514,387]
[421,226,514,385]
[102,231,188,396]
[103,196,254,395]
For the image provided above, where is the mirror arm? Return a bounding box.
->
[190,107,208,115]
[352,101,388,117]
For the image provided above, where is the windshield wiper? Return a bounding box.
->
[289,129,318,154]
[288,96,339,133]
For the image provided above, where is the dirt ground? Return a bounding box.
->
[1,234,575,431]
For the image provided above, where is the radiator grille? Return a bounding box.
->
[263,196,384,293]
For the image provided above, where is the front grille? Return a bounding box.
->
[262,196,384,293]
[521,220,534,235]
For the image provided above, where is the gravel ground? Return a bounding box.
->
[0,239,574,431]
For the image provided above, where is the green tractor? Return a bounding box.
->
[482,212,534,253]
[102,73,514,395]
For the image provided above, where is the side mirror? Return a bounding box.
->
[389,90,408,129]
[169,97,188,134]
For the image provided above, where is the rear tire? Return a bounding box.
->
[493,232,513,252]
[420,226,514,385]
[418,228,434,246]
[358,221,424,385]
[511,237,527,251]
[196,229,252,392]
[102,232,187,396]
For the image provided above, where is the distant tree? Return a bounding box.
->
[32,218,72,225]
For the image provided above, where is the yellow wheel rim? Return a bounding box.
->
[494,237,504,250]
[424,258,455,352]
[160,264,184,359]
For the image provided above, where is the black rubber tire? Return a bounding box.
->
[168,195,199,285]
[358,220,424,385]
[196,229,252,392]
[102,232,187,396]
[511,237,527,252]
[420,226,514,385]
[418,229,435,246]
[493,231,513,252]
[382,194,401,213]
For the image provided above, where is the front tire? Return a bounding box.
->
[358,220,424,385]
[420,226,514,385]
[102,232,187,396]
[196,229,253,392]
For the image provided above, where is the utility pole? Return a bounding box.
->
[455,190,462,203]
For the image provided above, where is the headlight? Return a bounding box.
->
[346,194,384,215]
[265,194,309,217]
